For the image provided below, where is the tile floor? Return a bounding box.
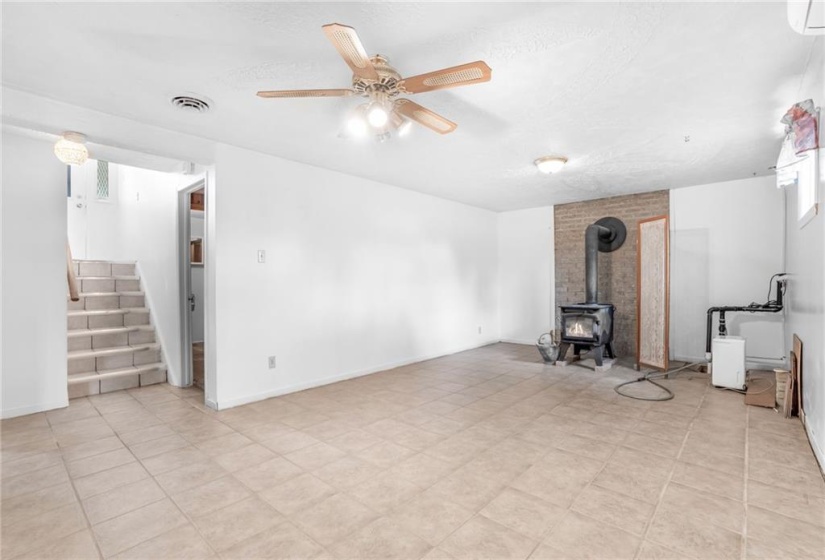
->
[2,343,824,559]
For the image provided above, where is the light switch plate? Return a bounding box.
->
[257,250,266,263]
[268,356,276,369]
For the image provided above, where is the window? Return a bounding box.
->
[96,160,110,200]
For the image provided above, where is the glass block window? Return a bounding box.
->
[96,160,110,200]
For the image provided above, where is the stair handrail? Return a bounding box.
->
[67,242,80,302]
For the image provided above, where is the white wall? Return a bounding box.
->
[783,35,824,469]
[211,144,499,408]
[116,165,190,386]
[1,131,69,418]
[498,207,555,344]
[669,176,786,365]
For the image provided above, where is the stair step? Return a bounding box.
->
[67,308,149,317]
[76,276,139,281]
[68,343,160,361]
[68,362,167,385]
[70,291,145,298]
[67,325,154,338]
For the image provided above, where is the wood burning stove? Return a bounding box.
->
[557,217,626,367]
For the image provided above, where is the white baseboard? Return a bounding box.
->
[1,399,69,419]
[214,338,501,410]
[803,416,825,475]
[499,338,537,346]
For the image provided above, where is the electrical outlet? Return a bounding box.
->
[268,356,276,369]
[478,326,482,334]
[257,250,266,264]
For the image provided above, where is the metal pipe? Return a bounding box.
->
[585,224,610,304]
[705,304,783,357]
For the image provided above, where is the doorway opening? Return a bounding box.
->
[178,180,208,395]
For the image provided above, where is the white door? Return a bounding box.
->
[67,161,92,259]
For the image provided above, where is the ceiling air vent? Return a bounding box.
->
[170,95,211,113]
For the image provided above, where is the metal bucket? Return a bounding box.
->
[536,333,559,363]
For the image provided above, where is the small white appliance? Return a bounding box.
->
[711,336,746,390]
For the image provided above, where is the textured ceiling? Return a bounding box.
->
[1,2,817,211]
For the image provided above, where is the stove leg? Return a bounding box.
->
[557,342,569,362]
[573,345,582,356]
[593,345,604,367]
[605,343,615,359]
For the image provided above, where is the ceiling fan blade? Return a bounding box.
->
[257,89,354,98]
[394,99,457,134]
[401,61,492,94]
[321,23,379,81]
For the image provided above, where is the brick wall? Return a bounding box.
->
[554,191,669,359]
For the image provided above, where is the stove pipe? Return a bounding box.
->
[585,224,611,304]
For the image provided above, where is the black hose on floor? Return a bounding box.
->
[614,361,707,402]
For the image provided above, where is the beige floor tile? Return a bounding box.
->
[326,428,384,452]
[349,470,423,513]
[510,451,602,508]
[391,489,475,546]
[748,457,825,497]
[140,446,208,476]
[623,431,683,459]
[0,480,77,528]
[93,499,188,558]
[234,456,303,492]
[1,502,88,558]
[127,434,190,460]
[356,440,418,468]
[1,463,70,499]
[172,475,251,517]
[284,442,346,470]
[537,511,641,560]
[384,452,460,489]
[428,466,507,512]
[194,432,255,456]
[659,482,745,534]
[260,431,322,455]
[635,540,694,560]
[592,458,672,505]
[221,521,324,560]
[117,424,176,447]
[193,496,284,551]
[260,472,337,516]
[312,455,384,489]
[440,515,537,560]
[59,436,124,463]
[671,461,744,501]
[549,431,616,461]
[68,448,135,479]
[113,525,215,559]
[213,443,277,472]
[14,529,100,560]
[647,506,741,559]
[153,460,226,495]
[747,504,825,559]
[1,449,63,480]
[570,484,656,536]
[480,487,566,540]
[293,493,379,547]
[83,477,166,525]
[331,516,432,560]
[73,462,150,500]
[747,478,825,528]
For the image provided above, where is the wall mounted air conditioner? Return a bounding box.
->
[788,0,825,35]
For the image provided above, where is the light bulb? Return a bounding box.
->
[367,104,389,128]
[347,114,368,137]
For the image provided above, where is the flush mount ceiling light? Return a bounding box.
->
[534,156,568,174]
[54,131,89,165]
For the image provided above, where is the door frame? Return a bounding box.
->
[178,178,206,388]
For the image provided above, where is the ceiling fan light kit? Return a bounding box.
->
[257,23,491,141]
[535,156,568,174]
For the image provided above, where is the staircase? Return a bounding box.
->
[67,260,167,398]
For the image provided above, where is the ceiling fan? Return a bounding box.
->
[257,23,492,140]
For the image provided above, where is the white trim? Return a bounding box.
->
[804,418,825,475]
[499,338,539,346]
[1,399,69,419]
[213,339,501,410]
